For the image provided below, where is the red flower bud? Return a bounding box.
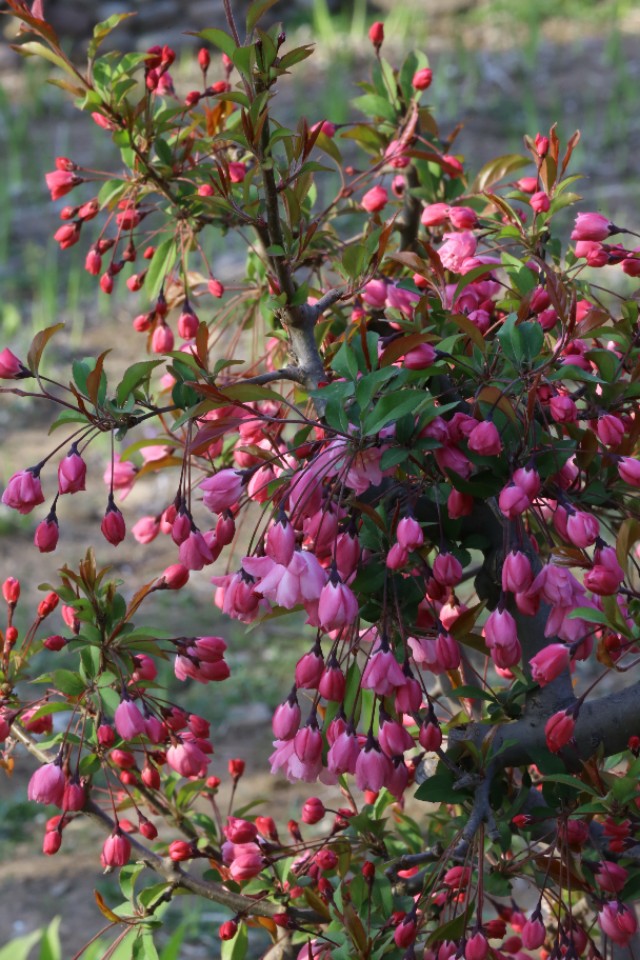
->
[368,21,384,48]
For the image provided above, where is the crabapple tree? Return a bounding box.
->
[2,1,640,958]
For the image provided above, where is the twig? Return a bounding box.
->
[11,724,320,922]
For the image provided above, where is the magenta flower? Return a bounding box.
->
[529,643,570,686]
[355,735,392,792]
[2,467,45,515]
[544,709,575,753]
[0,348,29,379]
[114,698,146,741]
[166,740,210,778]
[102,830,131,868]
[571,212,613,242]
[28,762,65,806]
[361,185,388,213]
[58,449,86,495]
[318,574,358,632]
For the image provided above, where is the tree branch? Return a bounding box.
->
[11,724,320,923]
[449,679,640,770]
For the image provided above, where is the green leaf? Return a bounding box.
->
[497,315,543,367]
[362,390,424,436]
[541,774,600,796]
[221,924,248,960]
[415,771,468,803]
[451,685,496,702]
[145,237,178,302]
[116,360,163,406]
[190,28,237,58]
[48,410,89,433]
[51,670,86,697]
[471,153,529,193]
[88,13,136,60]
[0,929,43,960]
[566,606,609,625]
[246,0,282,32]
[120,864,146,904]
[27,323,65,375]
[38,917,62,960]
[379,447,409,470]
[332,341,360,380]
[351,93,398,123]
[159,924,191,960]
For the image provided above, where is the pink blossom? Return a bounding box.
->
[498,483,530,519]
[295,645,324,689]
[468,421,502,456]
[327,728,361,774]
[571,212,613,242]
[449,206,478,229]
[438,231,477,272]
[502,550,533,593]
[229,849,264,881]
[529,644,570,686]
[595,861,628,893]
[512,465,541,498]
[584,565,622,595]
[550,394,577,423]
[484,608,518,649]
[421,202,450,226]
[273,694,301,740]
[544,710,575,753]
[465,933,488,960]
[530,563,584,607]
[521,918,545,950]
[378,716,414,757]
[412,67,433,89]
[618,457,640,487]
[58,450,86,495]
[28,762,65,806]
[318,659,345,701]
[294,722,323,764]
[597,414,625,447]
[530,190,550,213]
[266,514,296,566]
[0,348,28,379]
[114,698,146,740]
[200,469,244,513]
[179,529,214,570]
[103,455,137,501]
[132,516,160,544]
[101,500,126,546]
[102,830,131,868]
[166,740,210,778]
[355,736,392,792]
[396,515,424,551]
[35,515,59,553]
[2,467,45,514]
[361,278,388,308]
[45,169,81,201]
[361,185,388,213]
[362,644,406,695]
[433,552,462,586]
[566,509,599,548]
[402,342,437,369]
[597,902,638,945]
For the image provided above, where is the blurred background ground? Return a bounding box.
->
[0,0,639,955]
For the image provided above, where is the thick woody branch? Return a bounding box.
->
[450,679,640,770]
